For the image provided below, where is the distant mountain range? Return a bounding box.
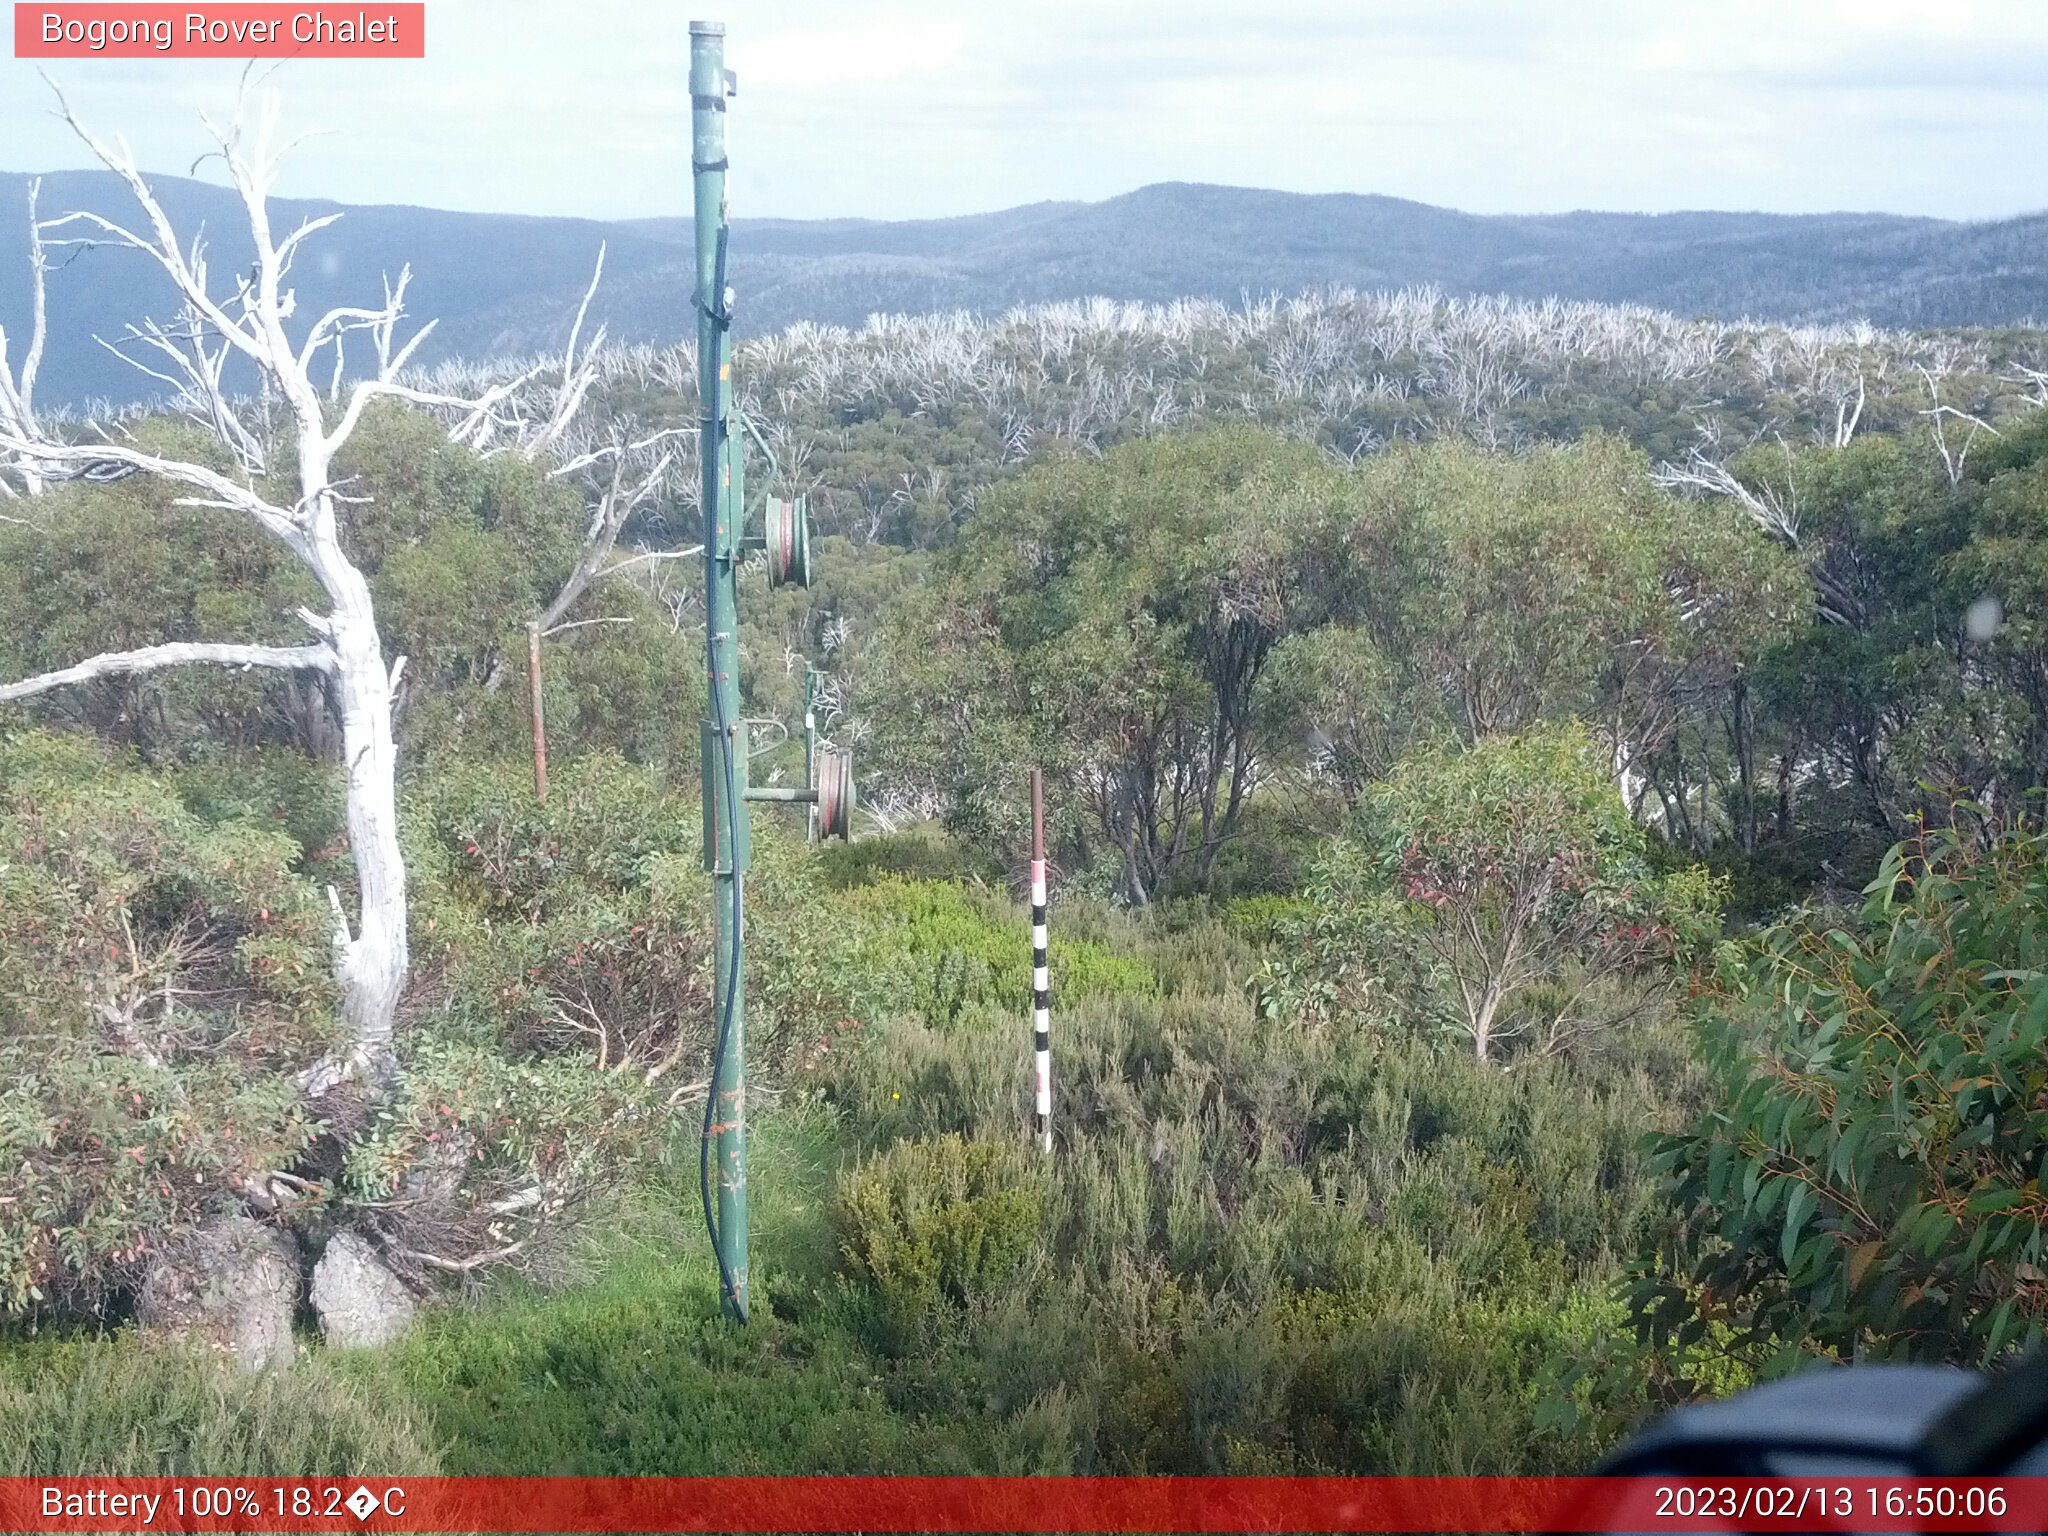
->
[2,171,2044,405]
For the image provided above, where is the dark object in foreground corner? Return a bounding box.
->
[1604,1350,2048,1476]
[1579,1350,2048,1529]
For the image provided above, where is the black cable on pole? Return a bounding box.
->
[699,220,747,1323]
[701,683,746,1322]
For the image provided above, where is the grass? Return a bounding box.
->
[0,1103,1012,1477]
[0,1344,442,1477]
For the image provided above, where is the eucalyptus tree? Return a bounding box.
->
[1338,435,1804,842]
[875,426,1346,902]
[1658,422,2048,853]
[1276,724,1721,1062]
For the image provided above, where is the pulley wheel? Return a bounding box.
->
[817,749,855,840]
[766,495,811,589]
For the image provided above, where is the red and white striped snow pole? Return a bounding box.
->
[1030,768,1052,1152]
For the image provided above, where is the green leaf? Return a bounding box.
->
[1984,1298,2021,1361]
[1966,1187,2025,1215]
[1781,1181,1816,1267]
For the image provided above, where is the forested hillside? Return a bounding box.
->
[7,138,2048,1482]
[619,183,2048,338]
[6,169,2048,404]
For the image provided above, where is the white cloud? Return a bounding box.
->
[2,0,2045,220]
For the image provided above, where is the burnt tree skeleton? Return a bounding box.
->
[0,81,543,1090]
[0,177,49,501]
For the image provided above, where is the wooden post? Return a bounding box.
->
[527,620,549,804]
[1030,768,1051,1152]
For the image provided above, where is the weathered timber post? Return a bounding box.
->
[527,621,549,804]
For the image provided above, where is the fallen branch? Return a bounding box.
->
[400,1240,529,1274]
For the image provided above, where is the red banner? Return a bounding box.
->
[1,1476,2044,1532]
[13,5,425,58]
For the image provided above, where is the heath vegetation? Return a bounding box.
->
[5,96,2048,1475]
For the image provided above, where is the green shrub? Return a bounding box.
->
[355,1240,1059,1475]
[734,825,882,1082]
[0,731,339,1316]
[838,1135,1044,1332]
[0,1341,441,1475]
[1219,893,1311,948]
[815,826,1002,890]
[1172,800,1322,900]
[1637,823,2048,1370]
[386,756,858,1285]
[405,754,717,1070]
[1066,900,1266,998]
[841,878,1155,1027]
[0,441,318,764]
[170,749,347,871]
[410,758,849,1087]
[328,1107,1063,1477]
[408,752,696,924]
[340,1034,670,1285]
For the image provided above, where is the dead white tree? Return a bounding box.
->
[1653,434,1881,631]
[1828,369,1866,448]
[0,178,49,500]
[0,82,531,1087]
[522,428,691,800]
[521,245,609,463]
[1653,439,1802,547]
[1917,363,2000,487]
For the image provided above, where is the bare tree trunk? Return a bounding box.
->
[1117,792,1150,908]
[0,178,48,499]
[1194,703,1257,890]
[1852,724,1900,841]
[1732,676,1757,855]
[284,670,339,761]
[519,411,686,806]
[1470,988,1497,1063]
[1775,741,1796,843]
[329,598,407,1076]
[1665,744,1695,848]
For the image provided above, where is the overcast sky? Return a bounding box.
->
[4,0,2047,224]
